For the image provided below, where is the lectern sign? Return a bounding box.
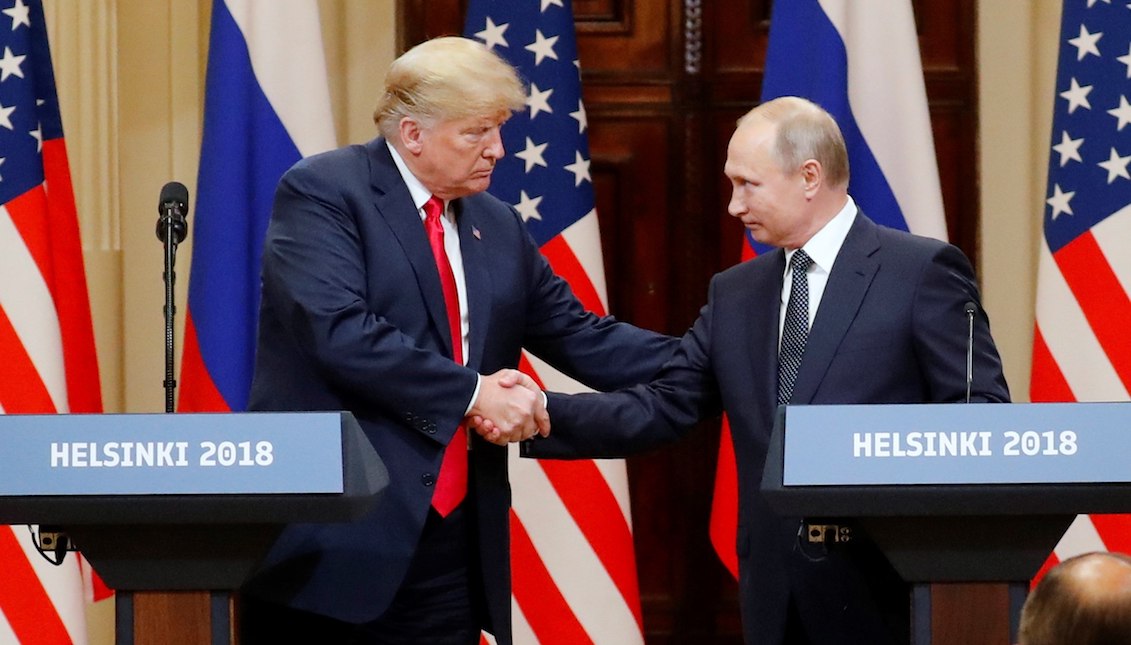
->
[0,412,344,495]
[783,402,1131,486]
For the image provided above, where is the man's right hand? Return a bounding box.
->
[468,369,549,445]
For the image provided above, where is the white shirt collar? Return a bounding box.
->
[785,195,857,274]
[386,140,437,215]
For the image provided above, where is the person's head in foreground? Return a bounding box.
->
[1018,551,1131,645]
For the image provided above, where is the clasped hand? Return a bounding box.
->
[467,369,549,446]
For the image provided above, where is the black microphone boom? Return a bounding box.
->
[964,301,977,404]
[156,181,189,244]
[156,181,190,413]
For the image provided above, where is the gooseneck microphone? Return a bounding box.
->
[964,301,977,404]
[156,181,189,244]
[156,181,190,413]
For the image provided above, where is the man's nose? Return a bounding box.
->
[484,129,505,159]
[727,192,744,217]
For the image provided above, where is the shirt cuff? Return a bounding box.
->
[465,374,482,416]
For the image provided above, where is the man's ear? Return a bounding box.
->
[800,159,823,196]
[400,117,424,155]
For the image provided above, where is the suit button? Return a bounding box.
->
[424,422,437,434]
[421,473,435,487]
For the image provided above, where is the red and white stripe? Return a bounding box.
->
[0,193,69,415]
[504,209,645,644]
[0,122,104,642]
[0,191,90,642]
[1031,204,1131,576]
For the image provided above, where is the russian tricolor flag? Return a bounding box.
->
[179,0,336,412]
[711,0,948,576]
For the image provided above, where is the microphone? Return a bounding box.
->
[155,181,189,244]
[156,181,189,412]
[964,301,977,404]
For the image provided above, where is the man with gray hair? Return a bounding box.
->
[239,36,676,644]
[519,96,1010,643]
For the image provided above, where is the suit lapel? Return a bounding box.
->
[790,214,880,404]
[367,138,455,358]
[749,250,787,408]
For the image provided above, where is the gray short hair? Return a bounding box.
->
[739,96,850,187]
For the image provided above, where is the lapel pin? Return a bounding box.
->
[472,226,482,240]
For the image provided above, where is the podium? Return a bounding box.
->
[760,402,1131,645]
[0,412,388,644]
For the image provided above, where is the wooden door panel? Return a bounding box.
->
[589,117,673,331]
[400,1,977,640]
[576,1,673,75]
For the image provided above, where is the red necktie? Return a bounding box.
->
[424,195,467,516]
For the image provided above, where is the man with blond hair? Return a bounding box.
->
[239,36,675,644]
[522,96,1010,643]
[1019,552,1131,645]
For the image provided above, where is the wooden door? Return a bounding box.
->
[401,1,977,641]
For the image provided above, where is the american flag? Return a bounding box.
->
[1031,0,1131,573]
[710,0,947,577]
[0,0,104,642]
[464,2,645,643]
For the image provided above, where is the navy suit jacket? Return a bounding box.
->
[531,213,1010,644]
[242,138,676,643]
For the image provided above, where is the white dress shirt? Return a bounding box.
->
[778,196,859,345]
[388,142,479,412]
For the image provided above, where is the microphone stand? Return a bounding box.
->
[964,302,976,404]
[162,218,179,414]
[123,188,187,643]
[156,185,188,413]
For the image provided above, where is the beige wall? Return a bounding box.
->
[39,0,1056,640]
[978,0,1062,401]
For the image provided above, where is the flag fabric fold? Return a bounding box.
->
[710,0,947,577]
[0,0,104,641]
[1030,0,1131,576]
[464,2,645,642]
[178,0,336,413]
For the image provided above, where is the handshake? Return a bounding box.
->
[466,369,549,446]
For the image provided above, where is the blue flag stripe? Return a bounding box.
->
[187,0,305,410]
[761,0,910,234]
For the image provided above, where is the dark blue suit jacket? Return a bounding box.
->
[242,138,676,643]
[531,213,1010,644]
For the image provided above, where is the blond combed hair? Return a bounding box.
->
[374,37,526,139]
[739,96,850,187]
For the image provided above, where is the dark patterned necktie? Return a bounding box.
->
[778,250,813,405]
